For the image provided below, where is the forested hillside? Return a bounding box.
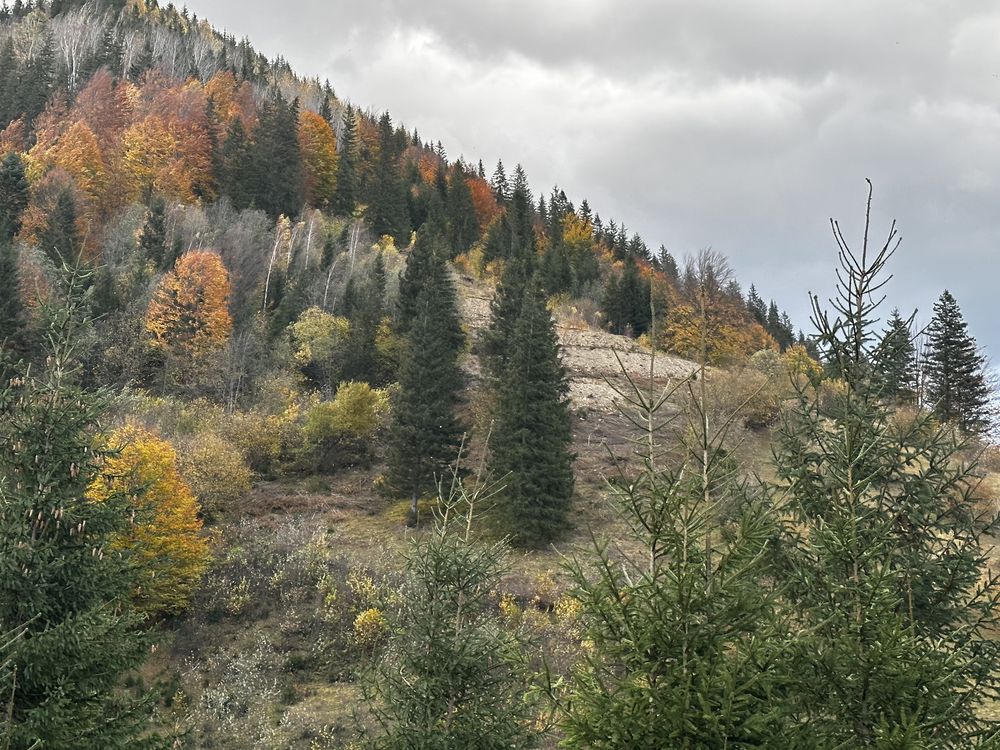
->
[2,1,998,749]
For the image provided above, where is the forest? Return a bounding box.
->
[2,1,999,748]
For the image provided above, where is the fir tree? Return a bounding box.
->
[250,93,304,219]
[746,284,767,325]
[556,347,786,747]
[332,104,358,214]
[446,165,478,256]
[925,290,992,435]
[365,481,535,749]
[340,256,387,385]
[491,159,510,204]
[771,184,1000,747]
[602,255,650,337]
[874,308,918,403]
[38,188,79,263]
[386,228,465,520]
[138,195,167,269]
[219,117,253,210]
[367,112,409,245]
[489,279,574,547]
[0,153,29,241]
[0,239,25,354]
[17,33,54,126]
[0,271,162,750]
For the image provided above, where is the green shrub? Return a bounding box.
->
[177,431,253,519]
[298,381,389,472]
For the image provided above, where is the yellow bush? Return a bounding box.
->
[353,607,388,648]
[302,381,389,445]
[88,425,210,614]
[177,431,253,519]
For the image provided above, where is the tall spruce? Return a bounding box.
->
[770,184,1000,747]
[489,279,574,547]
[386,224,465,520]
[446,164,478,256]
[38,188,79,263]
[874,307,918,403]
[367,112,409,245]
[0,152,30,240]
[138,195,167,269]
[924,290,992,435]
[332,104,358,214]
[250,93,303,219]
[0,270,162,750]
[0,239,25,354]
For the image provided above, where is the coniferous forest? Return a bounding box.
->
[1,2,998,749]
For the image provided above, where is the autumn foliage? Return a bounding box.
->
[145,250,233,359]
[88,425,210,614]
[298,109,338,208]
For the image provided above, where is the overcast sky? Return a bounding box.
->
[187,0,999,360]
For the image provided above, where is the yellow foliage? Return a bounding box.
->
[302,382,389,445]
[782,344,823,381]
[290,307,350,368]
[145,250,233,359]
[298,110,338,208]
[88,425,210,614]
[353,608,388,648]
[120,116,190,202]
[664,304,777,365]
[176,431,253,519]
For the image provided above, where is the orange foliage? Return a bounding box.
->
[88,425,210,614]
[416,152,441,185]
[68,69,132,154]
[467,175,500,229]
[298,109,338,208]
[120,116,191,202]
[0,119,26,155]
[35,121,106,215]
[663,303,777,365]
[145,250,233,358]
[204,70,257,131]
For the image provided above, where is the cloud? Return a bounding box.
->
[188,0,1000,358]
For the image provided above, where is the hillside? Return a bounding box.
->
[3,2,1000,749]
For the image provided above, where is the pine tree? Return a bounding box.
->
[0,239,25,354]
[38,188,79,263]
[0,271,162,750]
[367,112,408,245]
[365,482,535,749]
[332,105,358,214]
[386,227,465,520]
[874,308,918,403]
[0,152,30,241]
[138,195,167,269]
[770,185,1000,747]
[489,279,574,547]
[602,255,650,337]
[446,165,478,256]
[925,290,992,435]
[556,348,786,747]
[250,93,304,219]
[340,255,389,386]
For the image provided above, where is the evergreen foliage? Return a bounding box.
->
[0,239,25,353]
[446,165,478,256]
[38,188,79,263]
[489,280,574,547]
[602,255,651,337]
[386,224,465,518]
[365,481,535,749]
[138,195,168,269]
[770,185,1000,747]
[250,93,304,219]
[925,290,992,435]
[0,271,162,750]
[0,152,30,240]
[367,112,409,245]
[874,308,918,403]
[556,355,786,747]
[333,105,358,214]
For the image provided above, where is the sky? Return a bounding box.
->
[186,0,999,361]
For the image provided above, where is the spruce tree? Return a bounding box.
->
[250,93,304,219]
[0,271,162,749]
[365,482,535,749]
[770,185,1000,747]
[0,239,25,354]
[556,349,786,747]
[925,290,992,435]
[138,195,167,269]
[746,284,767,325]
[332,104,358,214]
[489,279,574,547]
[386,227,465,520]
[446,164,478,256]
[368,112,409,245]
[0,152,30,241]
[874,307,918,403]
[17,33,54,126]
[38,188,79,263]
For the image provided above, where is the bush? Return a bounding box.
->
[298,381,389,472]
[177,432,253,520]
